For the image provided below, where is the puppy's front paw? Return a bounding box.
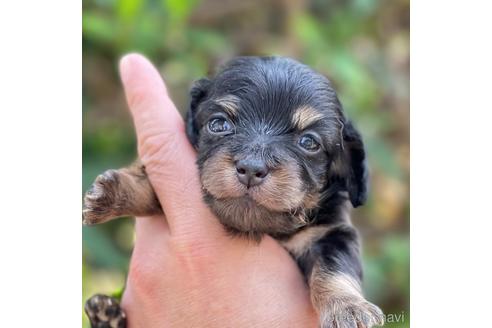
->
[83,170,120,225]
[85,294,127,328]
[319,297,384,328]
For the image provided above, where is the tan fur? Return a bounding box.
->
[201,151,306,212]
[200,150,319,235]
[311,268,362,305]
[201,150,245,199]
[82,161,161,225]
[302,192,321,210]
[310,266,384,328]
[282,225,333,258]
[330,156,347,176]
[340,197,353,222]
[252,162,305,212]
[292,105,324,130]
[215,95,240,117]
[211,197,302,237]
[85,294,126,328]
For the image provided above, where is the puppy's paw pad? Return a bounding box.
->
[85,294,127,328]
[83,170,120,225]
[320,299,384,328]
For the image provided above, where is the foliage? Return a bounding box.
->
[83,0,409,327]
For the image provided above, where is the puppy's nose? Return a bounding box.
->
[235,159,269,187]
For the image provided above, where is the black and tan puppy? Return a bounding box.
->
[83,56,384,328]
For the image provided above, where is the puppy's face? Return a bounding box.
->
[186,57,367,237]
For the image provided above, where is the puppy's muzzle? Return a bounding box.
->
[235,158,269,187]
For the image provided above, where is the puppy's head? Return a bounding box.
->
[186,57,368,238]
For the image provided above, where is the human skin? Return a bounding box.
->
[118,54,318,327]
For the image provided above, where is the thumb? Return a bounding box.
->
[119,54,211,234]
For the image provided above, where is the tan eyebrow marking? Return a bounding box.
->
[215,95,240,117]
[292,105,324,130]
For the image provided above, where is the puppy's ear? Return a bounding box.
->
[342,120,369,208]
[185,78,211,148]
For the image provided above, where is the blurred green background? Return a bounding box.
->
[83,0,409,326]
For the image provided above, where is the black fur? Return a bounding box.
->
[186,56,368,220]
[184,56,381,327]
[342,120,369,207]
[84,56,381,328]
[186,78,212,148]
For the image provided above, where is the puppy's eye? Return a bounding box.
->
[208,117,234,135]
[299,134,321,152]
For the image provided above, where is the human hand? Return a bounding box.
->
[118,54,317,328]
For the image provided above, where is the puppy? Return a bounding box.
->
[83,56,384,328]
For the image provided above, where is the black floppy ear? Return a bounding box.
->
[185,78,212,148]
[342,120,369,208]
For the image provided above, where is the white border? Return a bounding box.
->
[0,1,81,326]
[411,0,492,327]
[1,0,492,327]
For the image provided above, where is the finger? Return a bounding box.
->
[119,54,213,234]
[133,215,169,249]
